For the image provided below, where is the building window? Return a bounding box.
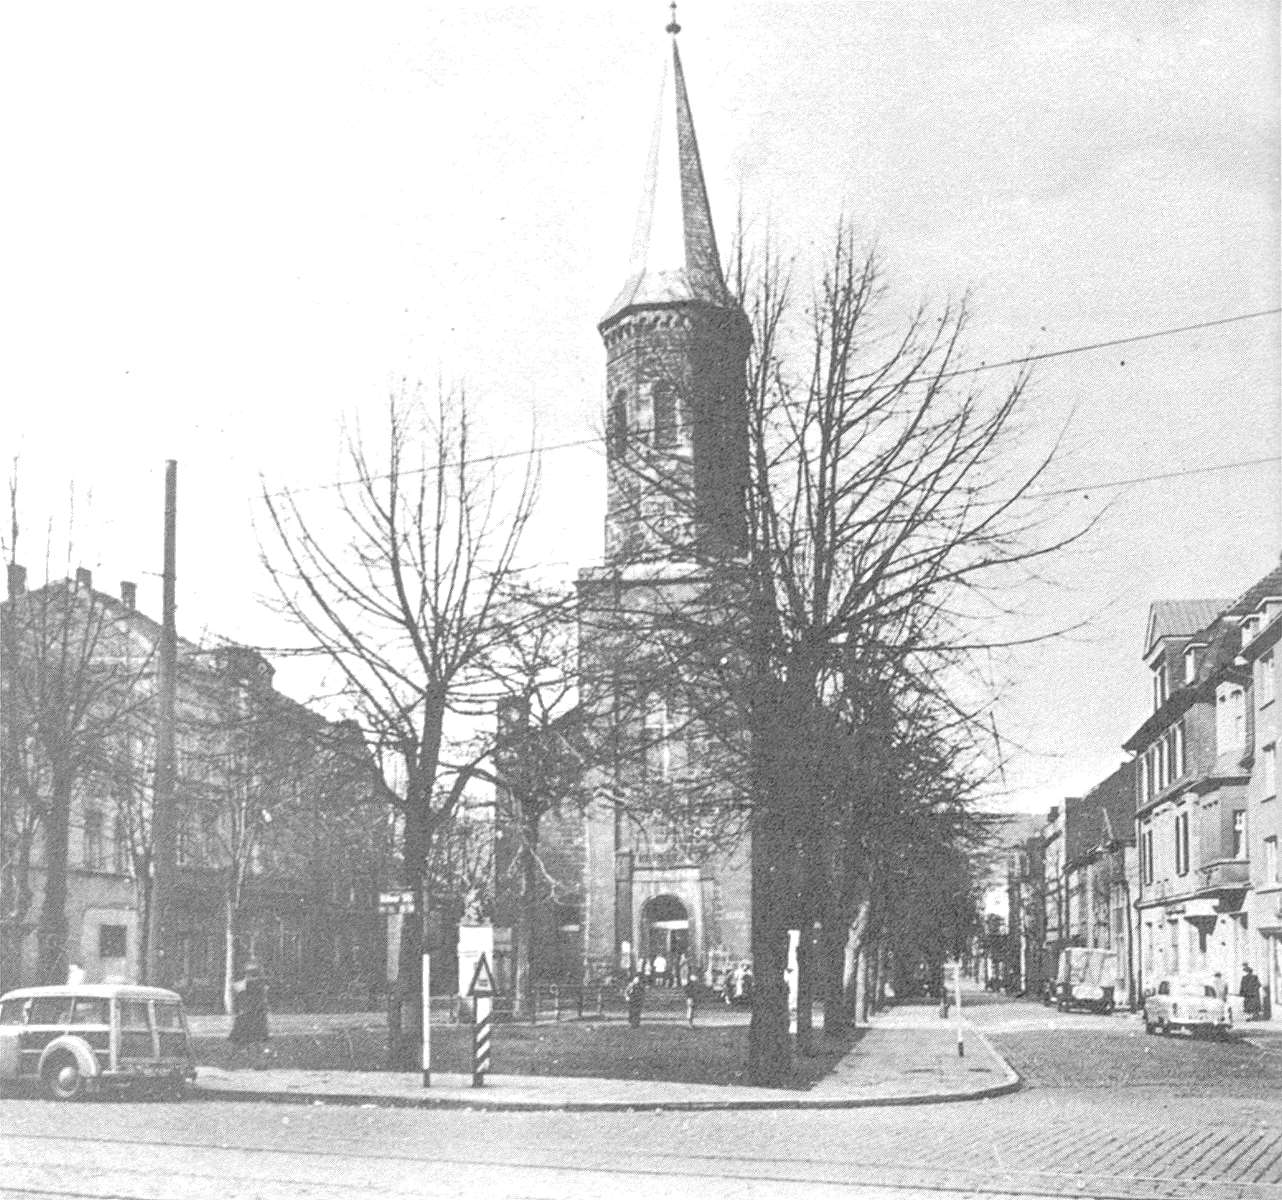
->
[113,816,130,875]
[1232,810,1247,859]
[1141,827,1154,885]
[1242,616,1260,647]
[176,816,193,867]
[1265,835,1279,884]
[1174,810,1190,876]
[1264,743,1277,798]
[643,697,670,782]
[1153,662,1169,711]
[82,810,104,872]
[635,384,655,448]
[608,389,628,456]
[1217,685,1246,753]
[1173,722,1185,777]
[1262,652,1276,705]
[1184,646,1198,684]
[99,924,127,959]
[1137,756,1148,806]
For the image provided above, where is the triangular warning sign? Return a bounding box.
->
[467,952,497,998]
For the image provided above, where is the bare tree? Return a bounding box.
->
[259,390,538,1067]
[728,227,1088,1081]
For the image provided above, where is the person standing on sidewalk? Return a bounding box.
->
[625,973,646,1028]
[230,960,270,1045]
[1240,964,1262,1020]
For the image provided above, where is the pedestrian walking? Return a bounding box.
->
[229,960,270,1044]
[653,952,668,987]
[1212,972,1228,1002]
[684,975,699,1026]
[624,973,646,1028]
[1240,964,1262,1020]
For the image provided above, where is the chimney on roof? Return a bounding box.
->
[1048,806,1059,823]
[120,581,137,610]
[7,563,26,598]
[75,567,92,591]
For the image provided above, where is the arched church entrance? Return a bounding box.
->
[641,894,689,985]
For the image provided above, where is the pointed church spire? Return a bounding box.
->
[600,14,734,328]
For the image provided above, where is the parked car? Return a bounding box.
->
[1051,948,1118,1014]
[0,983,196,1100]
[1143,976,1233,1038]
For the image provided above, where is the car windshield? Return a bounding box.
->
[1172,982,1216,998]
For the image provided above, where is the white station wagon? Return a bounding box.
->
[0,983,196,1100]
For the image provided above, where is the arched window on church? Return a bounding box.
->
[653,381,677,450]
[635,385,655,449]
[608,388,628,457]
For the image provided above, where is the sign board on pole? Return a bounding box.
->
[467,952,497,998]
[379,889,417,915]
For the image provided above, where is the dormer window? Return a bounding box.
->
[1183,646,1199,684]
[1242,615,1260,647]
[1216,683,1245,753]
[1153,661,1169,711]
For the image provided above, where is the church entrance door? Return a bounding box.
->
[641,894,689,985]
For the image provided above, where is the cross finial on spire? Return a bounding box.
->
[666,2,681,35]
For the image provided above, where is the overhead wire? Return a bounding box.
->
[265,306,1281,497]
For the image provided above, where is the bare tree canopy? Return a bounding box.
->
[258,388,540,1066]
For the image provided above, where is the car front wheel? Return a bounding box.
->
[43,1054,87,1101]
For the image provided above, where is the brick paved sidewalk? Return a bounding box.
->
[192,1004,1018,1111]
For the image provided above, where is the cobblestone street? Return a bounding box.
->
[5,994,1281,1199]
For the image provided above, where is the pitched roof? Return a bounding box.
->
[600,36,734,327]
[1144,599,1231,658]
[1224,559,1282,619]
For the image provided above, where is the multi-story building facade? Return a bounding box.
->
[1062,763,1137,1004]
[1126,577,1280,1000]
[1237,565,1282,1016]
[2,566,387,1008]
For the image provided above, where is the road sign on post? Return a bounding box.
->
[379,889,417,915]
[954,961,964,1058]
[469,953,496,1087]
[422,951,431,1088]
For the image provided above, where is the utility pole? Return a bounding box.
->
[145,461,178,986]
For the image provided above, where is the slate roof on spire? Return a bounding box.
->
[601,37,733,328]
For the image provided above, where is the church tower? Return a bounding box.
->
[598,15,750,563]
[573,12,753,985]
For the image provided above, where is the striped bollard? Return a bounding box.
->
[473,995,492,1087]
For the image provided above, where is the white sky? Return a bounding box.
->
[2,2,1278,816]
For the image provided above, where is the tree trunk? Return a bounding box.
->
[391,794,428,1070]
[748,788,792,1086]
[222,878,239,1015]
[844,896,871,1022]
[820,915,848,1038]
[37,777,71,983]
[513,810,540,1018]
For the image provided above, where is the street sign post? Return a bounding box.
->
[378,889,417,916]
[422,951,431,1087]
[954,961,964,1058]
[468,953,496,1087]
